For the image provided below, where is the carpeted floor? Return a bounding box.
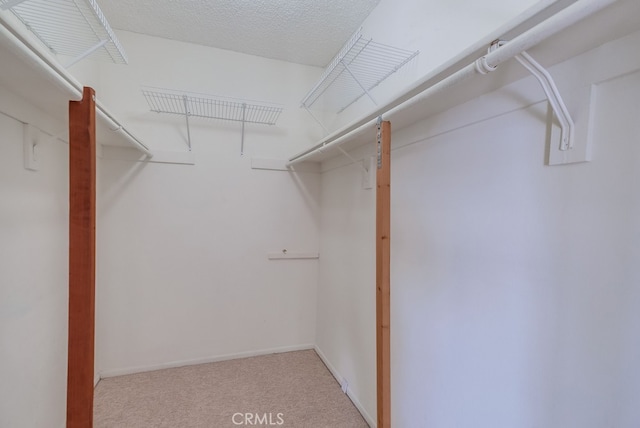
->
[94,349,369,428]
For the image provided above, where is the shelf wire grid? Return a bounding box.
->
[301,28,419,113]
[141,87,283,126]
[0,0,127,64]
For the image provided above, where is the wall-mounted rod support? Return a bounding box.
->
[515,50,574,150]
[336,145,369,175]
[482,40,574,151]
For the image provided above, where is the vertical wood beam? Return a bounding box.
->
[376,120,391,428]
[67,87,96,428]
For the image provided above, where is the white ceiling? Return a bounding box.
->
[99,0,382,67]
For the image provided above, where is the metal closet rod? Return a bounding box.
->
[0,12,151,156]
[287,0,617,166]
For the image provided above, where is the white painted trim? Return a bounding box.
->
[94,373,100,387]
[99,344,315,378]
[314,346,376,428]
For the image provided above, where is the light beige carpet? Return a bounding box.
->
[94,349,369,428]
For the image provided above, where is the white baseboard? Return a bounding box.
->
[98,344,315,379]
[314,346,376,428]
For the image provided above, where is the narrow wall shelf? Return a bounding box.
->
[300,28,419,115]
[0,0,127,67]
[141,87,283,153]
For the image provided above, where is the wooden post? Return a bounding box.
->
[67,87,96,428]
[376,120,391,428]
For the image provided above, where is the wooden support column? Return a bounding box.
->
[376,120,391,428]
[67,87,96,428]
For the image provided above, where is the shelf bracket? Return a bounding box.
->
[182,95,192,151]
[65,39,109,68]
[341,59,377,106]
[486,41,574,151]
[336,145,370,176]
[302,105,329,134]
[515,50,574,151]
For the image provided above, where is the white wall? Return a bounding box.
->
[314,0,539,424]
[0,87,68,428]
[316,25,640,428]
[91,32,323,375]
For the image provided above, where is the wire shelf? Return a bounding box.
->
[301,28,418,113]
[142,87,283,125]
[141,87,283,153]
[0,0,127,65]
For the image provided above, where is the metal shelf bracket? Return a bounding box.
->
[487,41,575,151]
[182,95,192,151]
[300,28,418,131]
[516,50,574,151]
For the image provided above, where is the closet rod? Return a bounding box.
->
[0,12,152,156]
[287,0,617,166]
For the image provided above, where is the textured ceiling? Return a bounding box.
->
[99,0,382,67]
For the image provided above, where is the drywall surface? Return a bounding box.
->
[314,0,538,423]
[94,32,322,374]
[316,30,640,427]
[316,161,377,423]
[0,90,68,428]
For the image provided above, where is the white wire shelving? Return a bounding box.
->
[141,87,284,154]
[0,0,127,67]
[300,28,419,118]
